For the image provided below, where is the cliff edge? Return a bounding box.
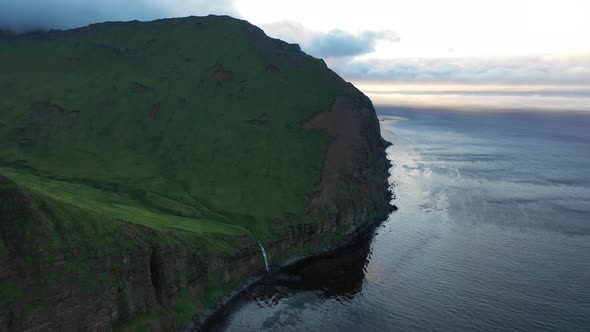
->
[0,15,391,330]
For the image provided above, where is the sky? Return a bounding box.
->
[2,0,589,110]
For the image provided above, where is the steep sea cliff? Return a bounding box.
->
[0,16,391,330]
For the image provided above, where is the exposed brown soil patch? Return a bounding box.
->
[130,81,148,92]
[264,64,280,73]
[17,101,81,142]
[30,101,65,122]
[303,97,361,211]
[28,102,80,124]
[303,95,389,216]
[245,113,272,126]
[149,103,161,120]
[209,64,234,82]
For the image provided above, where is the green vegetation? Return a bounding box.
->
[0,280,25,309]
[0,15,373,330]
[0,15,350,248]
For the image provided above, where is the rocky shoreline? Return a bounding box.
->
[185,199,396,331]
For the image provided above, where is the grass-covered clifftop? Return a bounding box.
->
[0,15,344,242]
[0,15,391,330]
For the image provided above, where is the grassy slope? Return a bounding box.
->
[1,174,238,329]
[0,15,351,246]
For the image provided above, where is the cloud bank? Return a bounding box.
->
[261,21,399,58]
[0,0,237,32]
[308,30,399,58]
[1,1,587,88]
[260,21,590,86]
[330,54,590,85]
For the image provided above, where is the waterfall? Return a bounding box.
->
[258,241,269,272]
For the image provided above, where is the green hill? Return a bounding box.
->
[0,16,391,331]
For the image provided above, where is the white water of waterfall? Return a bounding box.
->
[258,241,269,272]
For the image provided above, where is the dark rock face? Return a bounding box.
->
[0,183,260,330]
[304,93,391,228]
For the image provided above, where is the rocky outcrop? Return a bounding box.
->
[304,93,391,224]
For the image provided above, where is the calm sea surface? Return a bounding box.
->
[207,108,590,331]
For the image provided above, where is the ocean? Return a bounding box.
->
[206,107,590,331]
